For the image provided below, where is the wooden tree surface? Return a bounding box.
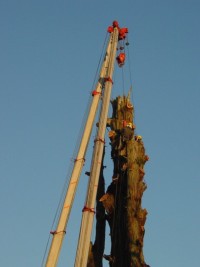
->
[87,95,149,267]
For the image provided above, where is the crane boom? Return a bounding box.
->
[45,26,117,267]
[74,26,119,267]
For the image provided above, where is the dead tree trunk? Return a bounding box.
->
[104,95,149,267]
[87,95,149,267]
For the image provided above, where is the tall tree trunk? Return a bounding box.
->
[87,95,149,267]
[105,95,149,267]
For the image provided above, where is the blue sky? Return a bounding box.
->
[1,0,200,266]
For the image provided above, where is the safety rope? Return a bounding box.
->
[115,168,127,265]
[121,66,125,96]
[91,32,109,93]
[40,158,76,267]
[41,234,51,267]
[126,37,139,134]
[109,151,126,261]
[126,39,134,104]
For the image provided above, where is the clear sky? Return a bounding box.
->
[1,0,200,266]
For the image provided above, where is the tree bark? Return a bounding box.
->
[87,95,149,267]
[106,96,149,267]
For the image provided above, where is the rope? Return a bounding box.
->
[41,234,51,267]
[121,66,125,96]
[126,35,134,105]
[40,160,75,266]
[109,153,123,256]
[91,32,109,92]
